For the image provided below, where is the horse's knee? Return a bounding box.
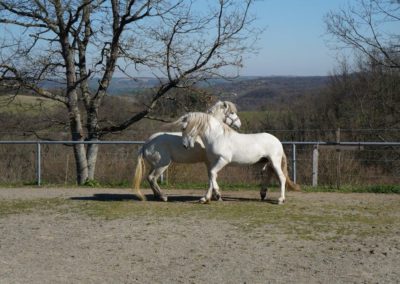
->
[147,173,155,183]
[210,170,218,180]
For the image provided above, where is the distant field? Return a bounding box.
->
[238,111,268,120]
[0,95,62,114]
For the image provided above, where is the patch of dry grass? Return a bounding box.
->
[1,192,398,241]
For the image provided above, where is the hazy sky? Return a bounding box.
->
[242,0,351,76]
[0,0,355,78]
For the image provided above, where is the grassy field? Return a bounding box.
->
[0,189,399,240]
[0,95,62,114]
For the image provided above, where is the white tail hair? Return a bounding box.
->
[132,148,146,201]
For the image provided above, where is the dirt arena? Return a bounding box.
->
[0,187,399,283]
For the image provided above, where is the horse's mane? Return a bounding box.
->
[184,112,234,137]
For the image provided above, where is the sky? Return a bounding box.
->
[242,0,351,76]
[0,0,357,78]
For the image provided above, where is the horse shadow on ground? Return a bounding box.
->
[70,194,141,202]
[70,193,279,204]
[70,193,200,203]
[222,196,279,204]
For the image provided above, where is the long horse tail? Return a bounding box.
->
[281,152,301,192]
[133,148,146,201]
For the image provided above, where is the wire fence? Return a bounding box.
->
[0,140,399,188]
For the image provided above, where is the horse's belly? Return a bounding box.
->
[231,153,263,164]
[170,144,206,163]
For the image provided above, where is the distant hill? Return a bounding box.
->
[40,76,330,110]
[208,76,329,110]
[100,77,161,95]
[40,77,161,95]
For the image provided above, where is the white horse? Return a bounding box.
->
[133,101,241,201]
[178,112,301,204]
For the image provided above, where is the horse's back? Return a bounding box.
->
[221,132,284,164]
[143,132,207,164]
[231,132,283,150]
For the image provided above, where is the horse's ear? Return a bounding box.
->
[223,101,228,109]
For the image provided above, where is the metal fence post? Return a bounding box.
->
[312,144,319,187]
[291,143,297,183]
[36,142,41,186]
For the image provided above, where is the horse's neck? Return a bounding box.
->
[199,117,226,145]
[210,111,225,122]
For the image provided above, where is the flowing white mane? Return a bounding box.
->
[182,112,235,138]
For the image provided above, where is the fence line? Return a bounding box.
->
[0,140,399,186]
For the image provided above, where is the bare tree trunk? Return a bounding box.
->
[87,143,98,180]
[73,143,88,184]
[69,109,88,184]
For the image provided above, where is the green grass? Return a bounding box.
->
[1,194,398,241]
[0,95,62,114]
[0,198,68,217]
[1,181,399,194]
[301,184,400,194]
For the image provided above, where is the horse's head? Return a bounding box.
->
[207,101,241,130]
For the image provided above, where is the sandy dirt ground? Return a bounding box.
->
[0,187,399,284]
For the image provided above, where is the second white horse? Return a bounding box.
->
[133,101,241,201]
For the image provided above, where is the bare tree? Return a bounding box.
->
[325,0,400,69]
[0,0,258,184]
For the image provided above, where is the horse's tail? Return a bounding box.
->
[281,152,301,192]
[133,148,146,201]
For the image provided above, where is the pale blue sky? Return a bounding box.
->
[242,0,351,76]
[0,0,354,77]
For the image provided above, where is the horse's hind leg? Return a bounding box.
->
[270,156,286,204]
[260,164,274,201]
[147,165,169,202]
[212,189,223,201]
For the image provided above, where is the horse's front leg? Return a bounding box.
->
[201,157,228,203]
[207,164,223,201]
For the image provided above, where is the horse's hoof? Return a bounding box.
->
[260,192,266,200]
[214,194,222,201]
[154,194,168,202]
[199,197,209,204]
[278,198,285,205]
